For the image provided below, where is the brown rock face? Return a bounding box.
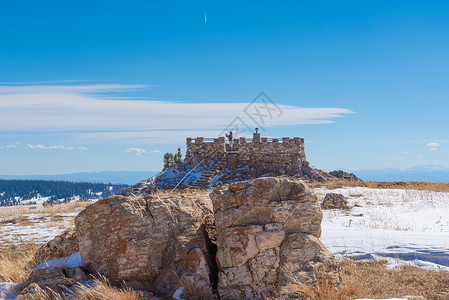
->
[211,177,333,299]
[34,228,79,265]
[75,194,214,297]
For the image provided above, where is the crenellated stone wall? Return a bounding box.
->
[185,137,226,161]
[185,134,306,174]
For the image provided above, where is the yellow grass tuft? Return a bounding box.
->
[281,259,449,300]
[16,276,142,300]
[68,276,141,300]
[0,244,39,283]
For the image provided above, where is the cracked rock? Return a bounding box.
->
[211,177,336,298]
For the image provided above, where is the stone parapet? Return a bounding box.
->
[185,134,306,174]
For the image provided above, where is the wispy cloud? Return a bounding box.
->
[6,144,17,149]
[0,83,353,144]
[152,150,162,153]
[427,142,442,152]
[0,80,91,85]
[126,148,147,156]
[26,144,86,150]
[0,83,147,95]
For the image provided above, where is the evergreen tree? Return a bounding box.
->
[174,147,183,165]
[163,147,183,171]
[163,152,174,171]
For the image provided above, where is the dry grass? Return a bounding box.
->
[0,244,39,282]
[0,201,90,218]
[283,259,449,300]
[309,179,449,193]
[155,189,209,197]
[2,250,448,300]
[0,215,34,226]
[68,276,141,300]
[15,276,142,300]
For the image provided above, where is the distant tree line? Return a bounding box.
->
[0,179,129,206]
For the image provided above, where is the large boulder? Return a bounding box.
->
[211,177,335,298]
[34,228,79,265]
[322,193,349,209]
[75,194,214,297]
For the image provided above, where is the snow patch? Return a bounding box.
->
[173,286,184,300]
[318,187,449,271]
[0,282,18,300]
[33,252,82,270]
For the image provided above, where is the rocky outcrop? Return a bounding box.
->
[74,194,214,297]
[34,229,78,265]
[329,170,360,181]
[211,177,335,298]
[322,193,349,209]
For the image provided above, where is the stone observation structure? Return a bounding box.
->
[185,133,306,175]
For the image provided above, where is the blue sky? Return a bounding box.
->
[0,0,448,174]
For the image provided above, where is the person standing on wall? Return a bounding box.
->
[226,131,233,150]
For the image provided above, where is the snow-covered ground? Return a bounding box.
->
[20,196,51,205]
[0,212,78,245]
[0,201,88,245]
[316,187,449,271]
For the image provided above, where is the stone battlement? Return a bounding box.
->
[185,133,306,174]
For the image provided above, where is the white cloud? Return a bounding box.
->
[402,151,409,154]
[6,144,17,149]
[0,83,147,95]
[27,144,75,150]
[427,142,440,147]
[430,147,438,151]
[0,83,353,144]
[126,148,147,156]
[78,146,88,151]
[152,150,162,153]
[0,80,90,85]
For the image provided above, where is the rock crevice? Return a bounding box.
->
[33,177,338,299]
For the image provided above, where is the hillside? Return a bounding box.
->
[0,179,129,206]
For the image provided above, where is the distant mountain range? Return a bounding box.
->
[353,165,449,183]
[0,171,158,186]
[1,166,448,186]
